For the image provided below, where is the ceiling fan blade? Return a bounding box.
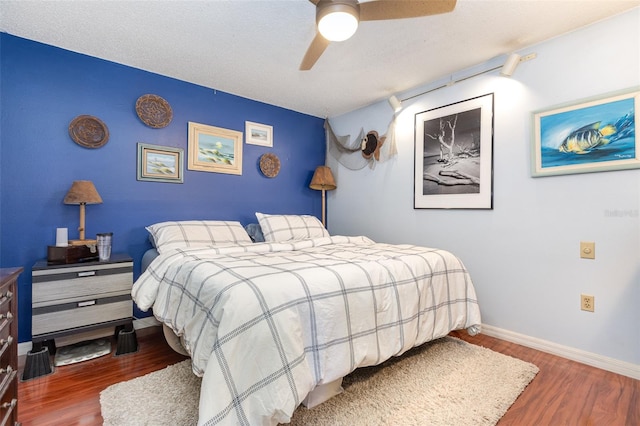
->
[300,32,331,70]
[359,0,456,21]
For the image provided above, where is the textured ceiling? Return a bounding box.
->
[1,0,638,118]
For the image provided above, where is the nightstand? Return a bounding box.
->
[23,254,137,380]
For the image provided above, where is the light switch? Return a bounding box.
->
[580,241,595,259]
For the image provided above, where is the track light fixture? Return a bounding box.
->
[500,53,522,77]
[388,95,402,112]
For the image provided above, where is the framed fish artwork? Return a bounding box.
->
[531,88,639,177]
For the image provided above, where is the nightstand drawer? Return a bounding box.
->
[32,297,132,336]
[32,262,133,308]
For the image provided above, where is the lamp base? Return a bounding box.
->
[69,239,97,246]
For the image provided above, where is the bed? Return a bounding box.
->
[132,213,482,426]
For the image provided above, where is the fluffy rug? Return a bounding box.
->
[100,337,538,426]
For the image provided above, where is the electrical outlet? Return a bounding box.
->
[581,294,595,312]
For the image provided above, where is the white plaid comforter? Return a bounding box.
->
[132,235,482,426]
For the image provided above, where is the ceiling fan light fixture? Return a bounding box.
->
[317,2,359,42]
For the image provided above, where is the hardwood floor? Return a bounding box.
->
[18,327,638,425]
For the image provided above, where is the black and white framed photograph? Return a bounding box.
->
[414,93,494,209]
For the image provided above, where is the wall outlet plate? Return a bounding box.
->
[580,241,595,259]
[581,294,595,312]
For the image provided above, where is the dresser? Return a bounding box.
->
[0,267,21,426]
[23,255,136,380]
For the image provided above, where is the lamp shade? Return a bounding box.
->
[63,180,103,205]
[310,166,337,191]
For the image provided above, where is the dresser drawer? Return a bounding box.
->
[0,321,12,369]
[32,297,132,336]
[32,262,133,308]
[0,369,17,426]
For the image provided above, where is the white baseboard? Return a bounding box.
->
[18,316,161,357]
[481,324,640,380]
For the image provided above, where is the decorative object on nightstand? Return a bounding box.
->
[23,254,136,380]
[48,180,103,264]
[309,165,337,227]
[64,180,103,245]
[0,268,21,422]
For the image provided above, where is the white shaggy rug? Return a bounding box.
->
[100,337,538,426]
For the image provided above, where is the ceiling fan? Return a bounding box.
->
[300,0,457,70]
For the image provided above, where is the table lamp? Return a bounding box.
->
[309,166,337,227]
[64,180,103,246]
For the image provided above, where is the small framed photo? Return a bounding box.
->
[245,121,273,147]
[414,93,494,209]
[188,122,243,175]
[137,143,184,183]
[532,88,639,177]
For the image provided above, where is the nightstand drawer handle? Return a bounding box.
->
[0,337,12,347]
[0,366,13,375]
[78,300,96,307]
[0,312,11,320]
[1,398,16,409]
[78,271,96,277]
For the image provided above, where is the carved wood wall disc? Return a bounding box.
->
[136,94,173,128]
[68,115,110,149]
[259,153,281,178]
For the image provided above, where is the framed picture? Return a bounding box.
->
[414,93,494,209]
[532,88,639,177]
[137,143,184,183]
[188,122,243,175]
[245,121,273,147]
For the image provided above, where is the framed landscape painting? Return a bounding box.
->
[414,93,494,209]
[531,88,639,177]
[188,122,243,175]
[245,121,273,147]
[137,143,183,183]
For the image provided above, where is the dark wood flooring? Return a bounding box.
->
[17,327,638,425]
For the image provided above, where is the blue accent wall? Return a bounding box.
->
[0,34,326,343]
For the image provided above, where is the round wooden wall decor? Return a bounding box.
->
[68,115,110,149]
[135,94,173,128]
[259,153,281,178]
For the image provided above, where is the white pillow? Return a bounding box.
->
[147,220,252,253]
[255,212,329,242]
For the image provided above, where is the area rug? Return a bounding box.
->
[100,336,538,426]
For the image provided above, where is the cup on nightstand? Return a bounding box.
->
[96,232,113,261]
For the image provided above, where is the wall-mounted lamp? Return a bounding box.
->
[309,166,337,227]
[63,180,103,245]
[388,95,402,112]
[500,53,522,77]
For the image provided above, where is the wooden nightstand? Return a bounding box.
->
[23,254,137,380]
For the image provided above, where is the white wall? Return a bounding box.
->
[327,8,639,367]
